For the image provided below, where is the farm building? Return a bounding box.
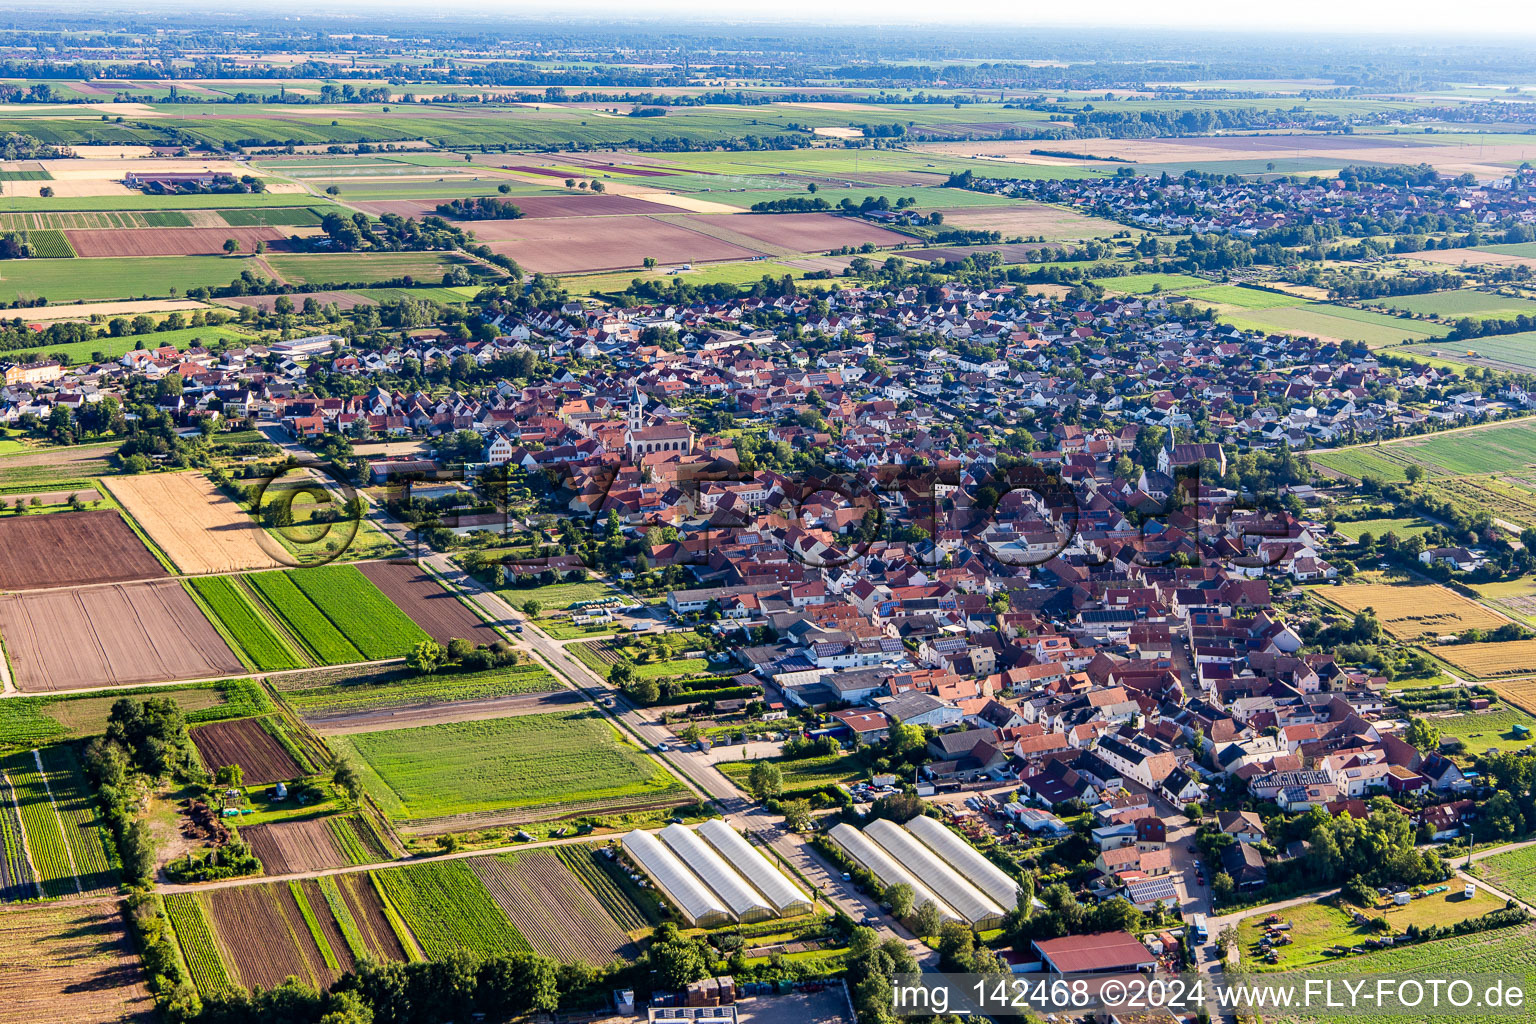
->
[828,822,960,925]
[863,818,1006,929]
[696,819,813,917]
[621,830,733,928]
[904,814,1023,910]
[659,824,776,923]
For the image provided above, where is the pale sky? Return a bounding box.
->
[355,0,1536,36]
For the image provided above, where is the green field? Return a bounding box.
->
[1185,284,1305,309]
[1097,272,1213,294]
[266,251,492,287]
[370,860,527,958]
[1475,846,1536,906]
[3,325,255,368]
[0,679,270,751]
[1425,707,1536,754]
[1406,331,1536,371]
[188,576,306,672]
[1364,289,1536,319]
[278,663,560,716]
[245,566,427,664]
[164,894,236,997]
[718,752,864,794]
[328,709,683,823]
[216,207,326,227]
[0,256,248,303]
[1,749,79,897]
[1218,302,1451,347]
[496,580,616,613]
[1331,516,1435,541]
[1312,422,1536,481]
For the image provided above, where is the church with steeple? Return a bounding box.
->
[624,384,694,462]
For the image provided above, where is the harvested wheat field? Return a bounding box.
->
[189,718,303,784]
[0,898,154,1024]
[1319,582,1509,641]
[931,203,1129,240]
[0,579,244,692]
[0,508,165,590]
[104,472,282,574]
[357,559,502,646]
[1438,640,1536,679]
[243,818,350,874]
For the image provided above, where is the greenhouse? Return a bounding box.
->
[864,818,1007,929]
[696,818,814,917]
[660,823,776,923]
[829,822,960,924]
[905,814,1023,911]
[621,828,734,928]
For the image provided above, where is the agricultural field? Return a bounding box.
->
[164,893,235,997]
[326,708,684,828]
[1437,639,1536,679]
[265,251,486,287]
[1363,289,1536,320]
[356,559,503,646]
[1474,846,1536,906]
[1216,301,1450,347]
[0,678,270,751]
[1097,272,1213,294]
[0,508,165,590]
[555,843,659,930]
[0,750,80,898]
[0,898,154,1024]
[1315,582,1508,641]
[1183,284,1306,309]
[0,579,246,692]
[1407,331,1536,372]
[187,576,306,673]
[1237,888,1505,972]
[371,859,527,958]
[496,579,618,614]
[276,663,562,731]
[197,881,354,991]
[1312,422,1536,481]
[188,716,309,785]
[245,565,429,665]
[471,850,637,964]
[0,255,246,302]
[104,472,283,574]
[243,814,388,875]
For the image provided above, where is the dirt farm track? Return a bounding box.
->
[0,508,166,590]
[0,579,244,691]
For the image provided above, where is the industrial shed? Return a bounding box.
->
[696,818,814,917]
[828,822,961,925]
[864,818,1007,929]
[621,829,734,928]
[660,824,776,923]
[905,814,1023,911]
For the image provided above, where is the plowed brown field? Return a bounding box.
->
[357,559,502,646]
[63,226,289,257]
[204,884,340,992]
[337,872,408,961]
[0,579,244,691]
[104,472,283,574]
[0,898,153,1024]
[189,718,303,784]
[0,508,165,590]
[243,818,347,875]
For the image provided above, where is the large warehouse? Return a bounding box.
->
[621,823,811,927]
[863,818,1007,929]
[828,822,961,924]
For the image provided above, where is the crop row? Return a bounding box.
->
[317,876,370,962]
[38,746,116,891]
[327,814,387,865]
[247,570,363,665]
[283,663,558,715]
[189,576,305,672]
[0,751,76,898]
[164,893,235,997]
[370,860,528,959]
[0,775,36,900]
[288,881,340,972]
[286,565,430,662]
[555,845,656,931]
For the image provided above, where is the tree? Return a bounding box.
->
[885,882,915,919]
[222,238,240,255]
[38,186,53,197]
[406,639,444,674]
[1184,801,1204,821]
[214,764,244,788]
[1405,717,1441,751]
[521,599,541,617]
[912,899,942,938]
[649,929,707,989]
[1405,464,1425,484]
[746,761,783,800]
[780,797,814,831]
[333,759,363,801]
[590,180,605,194]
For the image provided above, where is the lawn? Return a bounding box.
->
[495,580,616,613]
[0,256,249,303]
[718,752,864,794]
[1422,707,1536,754]
[1331,517,1434,541]
[327,708,684,823]
[1237,889,1506,973]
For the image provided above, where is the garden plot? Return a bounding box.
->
[189,717,306,785]
[357,559,502,646]
[471,850,637,964]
